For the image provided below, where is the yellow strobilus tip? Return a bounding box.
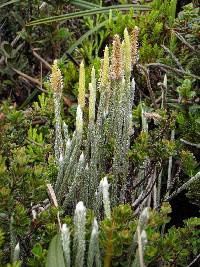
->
[78,60,85,109]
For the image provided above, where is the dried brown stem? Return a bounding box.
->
[146,63,200,80]
[172,30,196,53]
[32,49,52,70]
[187,253,200,267]
[133,169,158,210]
[26,138,43,147]
[11,67,48,93]
[161,44,184,71]
[165,171,200,202]
[138,65,158,109]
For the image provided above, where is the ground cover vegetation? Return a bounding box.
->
[0,0,200,266]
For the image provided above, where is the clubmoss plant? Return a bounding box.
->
[51,59,64,165]
[131,207,149,267]
[73,201,86,267]
[51,28,139,211]
[99,177,111,219]
[13,243,20,264]
[61,224,70,267]
[87,218,101,267]
[46,202,200,267]
[78,61,86,110]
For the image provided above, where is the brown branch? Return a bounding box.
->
[133,172,157,209]
[165,171,200,202]
[138,64,158,109]
[32,48,52,70]
[132,162,157,191]
[187,253,200,267]
[161,44,184,71]
[180,138,200,149]
[0,2,47,66]
[172,30,196,53]
[63,95,73,107]
[26,138,43,147]
[146,63,200,80]
[11,67,48,93]
[32,119,47,126]
[12,68,74,107]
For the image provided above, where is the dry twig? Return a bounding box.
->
[161,44,184,71]
[165,171,200,202]
[172,30,196,53]
[146,63,200,80]
[32,49,52,70]
[11,67,48,93]
[138,64,158,109]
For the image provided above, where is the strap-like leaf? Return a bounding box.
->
[71,0,100,9]
[0,0,19,9]
[67,19,109,54]
[27,4,151,26]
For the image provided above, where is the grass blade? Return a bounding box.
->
[0,0,19,9]
[67,20,109,54]
[67,15,126,54]
[71,0,100,9]
[27,4,151,26]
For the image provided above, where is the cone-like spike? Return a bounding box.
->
[124,28,131,74]
[89,82,96,123]
[78,60,85,109]
[13,242,20,263]
[131,26,139,65]
[101,46,109,87]
[91,66,96,90]
[51,59,63,95]
[139,207,149,227]
[111,35,122,80]
[79,152,85,163]
[121,40,125,71]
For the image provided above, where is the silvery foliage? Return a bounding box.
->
[13,242,20,263]
[53,31,136,210]
[131,207,149,267]
[53,89,64,166]
[99,177,111,219]
[87,218,101,267]
[61,202,101,267]
[61,224,70,267]
[73,201,86,267]
[59,201,149,267]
